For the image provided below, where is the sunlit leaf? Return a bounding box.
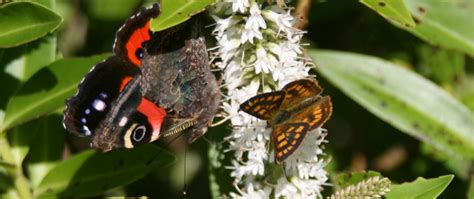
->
[386,175,454,199]
[0,54,109,132]
[400,0,474,56]
[311,50,474,160]
[360,0,416,27]
[0,35,57,128]
[36,145,174,197]
[0,2,62,48]
[150,0,215,31]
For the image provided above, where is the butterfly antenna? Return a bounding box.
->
[209,116,231,127]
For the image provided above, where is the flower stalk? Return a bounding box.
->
[327,176,391,199]
[211,0,329,198]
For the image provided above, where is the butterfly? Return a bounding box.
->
[239,78,332,163]
[63,3,220,151]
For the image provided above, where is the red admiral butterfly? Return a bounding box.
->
[63,3,220,151]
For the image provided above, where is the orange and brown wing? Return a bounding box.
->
[239,91,285,120]
[272,122,310,163]
[281,79,322,109]
[290,96,332,131]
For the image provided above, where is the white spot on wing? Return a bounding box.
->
[100,92,108,99]
[119,117,128,127]
[81,118,87,123]
[85,109,91,115]
[92,99,106,111]
[83,125,91,136]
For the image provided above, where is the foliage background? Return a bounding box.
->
[0,0,472,198]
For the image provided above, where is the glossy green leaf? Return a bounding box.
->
[399,0,474,56]
[360,0,416,27]
[150,0,215,31]
[0,2,62,48]
[311,50,474,160]
[386,175,454,199]
[36,145,174,197]
[0,35,57,129]
[25,115,65,189]
[0,0,58,129]
[2,35,57,82]
[0,54,109,132]
[86,0,141,21]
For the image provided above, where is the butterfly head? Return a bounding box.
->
[90,95,166,152]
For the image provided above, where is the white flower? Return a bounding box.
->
[241,2,266,43]
[253,45,278,74]
[230,184,270,199]
[229,0,250,13]
[212,16,241,38]
[275,178,298,198]
[211,0,329,197]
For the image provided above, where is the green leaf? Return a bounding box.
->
[85,0,141,21]
[0,54,109,132]
[25,114,65,189]
[310,50,474,160]
[150,0,216,31]
[6,119,41,166]
[333,171,383,190]
[0,2,63,48]
[386,175,454,199]
[1,35,57,83]
[0,171,12,190]
[0,35,57,128]
[36,145,174,197]
[468,173,474,199]
[360,0,416,27]
[416,45,465,87]
[399,0,474,56]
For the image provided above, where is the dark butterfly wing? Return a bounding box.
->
[239,91,285,120]
[113,3,160,67]
[140,18,221,143]
[272,122,310,163]
[63,56,138,137]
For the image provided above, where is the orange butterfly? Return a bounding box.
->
[240,78,332,163]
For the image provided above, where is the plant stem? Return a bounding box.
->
[0,133,32,199]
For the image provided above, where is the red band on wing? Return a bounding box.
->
[119,76,133,91]
[137,98,166,137]
[126,21,151,66]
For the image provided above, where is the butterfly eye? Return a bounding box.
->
[132,125,146,142]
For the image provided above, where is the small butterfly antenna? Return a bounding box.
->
[209,116,231,127]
